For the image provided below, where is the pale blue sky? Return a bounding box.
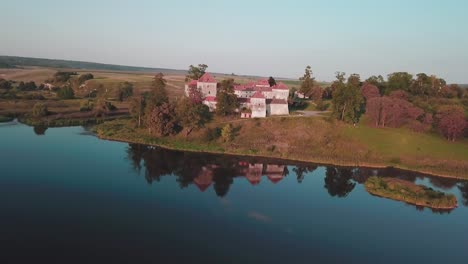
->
[1,0,467,82]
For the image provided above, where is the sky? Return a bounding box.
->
[1,0,468,83]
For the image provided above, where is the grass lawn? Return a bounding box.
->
[344,123,468,162]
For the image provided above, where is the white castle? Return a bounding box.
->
[184,73,289,118]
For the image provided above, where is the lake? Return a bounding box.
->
[1,121,468,264]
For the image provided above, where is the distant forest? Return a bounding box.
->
[0,55,186,74]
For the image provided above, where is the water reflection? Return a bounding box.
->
[125,143,467,213]
[33,125,48,135]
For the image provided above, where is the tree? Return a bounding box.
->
[129,95,146,128]
[365,75,386,95]
[216,79,239,116]
[331,73,364,123]
[310,86,324,101]
[32,103,48,117]
[367,95,424,128]
[79,100,93,112]
[117,82,133,101]
[145,73,169,120]
[93,99,116,117]
[268,76,277,87]
[186,64,208,81]
[57,85,75,99]
[299,66,315,98]
[78,73,94,84]
[387,72,413,95]
[221,123,234,142]
[0,78,13,90]
[52,71,77,84]
[188,85,204,104]
[147,102,178,136]
[17,81,37,91]
[361,83,380,100]
[435,105,467,141]
[176,97,211,136]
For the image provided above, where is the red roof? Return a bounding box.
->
[198,73,217,83]
[267,176,283,184]
[256,79,270,86]
[194,181,211,192]
[205,96,217,102]
[273,82,289,90]
[251,91,265,99]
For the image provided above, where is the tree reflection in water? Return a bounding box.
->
[124,143,464,213]
[324,167,356,198]
[33,125,48,136]
[458,182,468,207]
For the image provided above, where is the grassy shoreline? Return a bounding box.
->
[365,177,458,210]
[95,119,468,180]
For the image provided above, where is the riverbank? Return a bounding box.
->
[95,118,468,179]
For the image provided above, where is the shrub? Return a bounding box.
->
[316,100,329,111]
[57,86,75,99]
[221,124,234,142]
[202,127,221,141]
[32,103,48,118]
[80,100,94,112]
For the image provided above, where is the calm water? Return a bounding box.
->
[1,121,468,264]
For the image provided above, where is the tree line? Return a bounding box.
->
[296,66,468,141]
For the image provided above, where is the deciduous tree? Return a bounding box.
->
[435,105,467,141]
[299,66,315,98]
[176,97,211,136]
[186,64,208,81]
[216,79,239,116]
[147,102,178,136]
[331,73,364,123]
[361,83,380,100]
[117,82,133,102]
[268,76,277,87]
[57,85,75,99]
[386,72,413,95]
[129,95,146,128]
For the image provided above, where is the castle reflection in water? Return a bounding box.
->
[126,143,467,206]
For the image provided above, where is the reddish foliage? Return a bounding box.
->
[188,86,204,104]
[435,106,467,141]
[310,86,324,101]
[366,96,426,129]
[366,97,383,126]
[361,83,380,100]
[389,90,409,100]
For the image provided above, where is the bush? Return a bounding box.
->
[202,127,221,141]
[22,94,46,100]
[316,100,329,111]
[80,100,94,112]
[32,103,48,117]
[57,86,75,99]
